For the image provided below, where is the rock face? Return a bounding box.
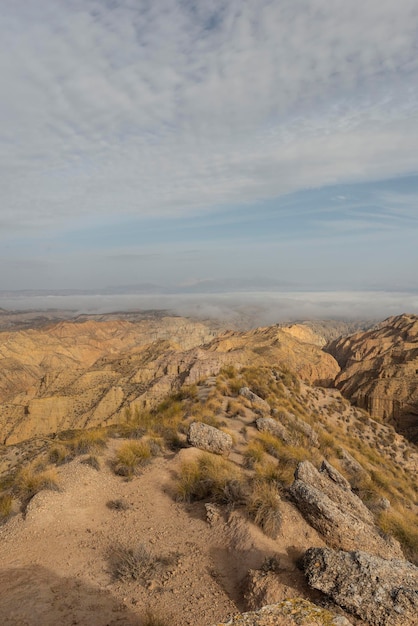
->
[303,547,418,626]
[214,599,353,625]
[328,314,418,442]
[289,461,403,559]
[239,387,271,413]
[255,417,290,443]
[187,422,232,455]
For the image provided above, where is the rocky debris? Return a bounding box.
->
[239,387,271,413]
[214,599,353,625]
[187,421,232,455]
[289,461,403,559]
[205,503,221,526]
[242,568,300,611]
[255,417,290,443]
[279,412,319,446]
[303,547,418,626]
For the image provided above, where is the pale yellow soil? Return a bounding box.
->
[0,439,324,626]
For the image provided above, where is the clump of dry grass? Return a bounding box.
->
[106,498,131,511]
[68,428,108,454]
[110,542,178,584]
[13,463,59,504]
[378,507,418,564]
[112,440,154,477]
[0,493,13,522]
[175,452,245,504]
[80,455,100,471]
[243,441,266,468]
[49,428,108,465]
[245,480,282,538]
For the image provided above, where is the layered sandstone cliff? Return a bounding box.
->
[328,314,418,442]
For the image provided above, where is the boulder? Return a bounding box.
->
[280,411,319,446]
[255,417,290,444]
[187,421,232,455]
[239,387,271,413]
[303,547,418,626]
[214,599,353,625]
[289,461,403,559]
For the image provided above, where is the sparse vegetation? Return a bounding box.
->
[106,498,131,511]
[110,542,178,584]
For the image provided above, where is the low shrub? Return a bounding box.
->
[106,498,131,511]
[110,542,177,584]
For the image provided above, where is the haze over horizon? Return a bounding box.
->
[1,1,418,313]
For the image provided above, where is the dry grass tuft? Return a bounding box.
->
[80,455,100,471]
[175,452,245,504]
[378,507,418,564]
[112,440,154,477]
[110,542,177,584]
[246,480,282,538]
[0,493,13,522]
[14,463,59,503]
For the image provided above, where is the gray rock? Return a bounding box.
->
[280,411,319,446]
[187,421,232,455]
[290,461,403,558]
[303,547,418,626]
[239,387,271,413]
[255,417,290,443]
[295,460,374,524]
[338,448,370,479]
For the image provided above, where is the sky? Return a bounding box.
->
[1,1,418,318]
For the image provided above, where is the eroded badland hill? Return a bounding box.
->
[0,312,417,626]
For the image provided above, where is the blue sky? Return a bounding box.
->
[1,0,418,314]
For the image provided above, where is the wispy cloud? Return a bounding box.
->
[1,0,418,234]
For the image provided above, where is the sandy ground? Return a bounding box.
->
[0,437,324,626]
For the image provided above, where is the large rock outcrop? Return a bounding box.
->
[328,314,418,442]
[289,461,403,559]
[303,547,418,626]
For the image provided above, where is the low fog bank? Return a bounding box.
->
[1,291,418,327]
